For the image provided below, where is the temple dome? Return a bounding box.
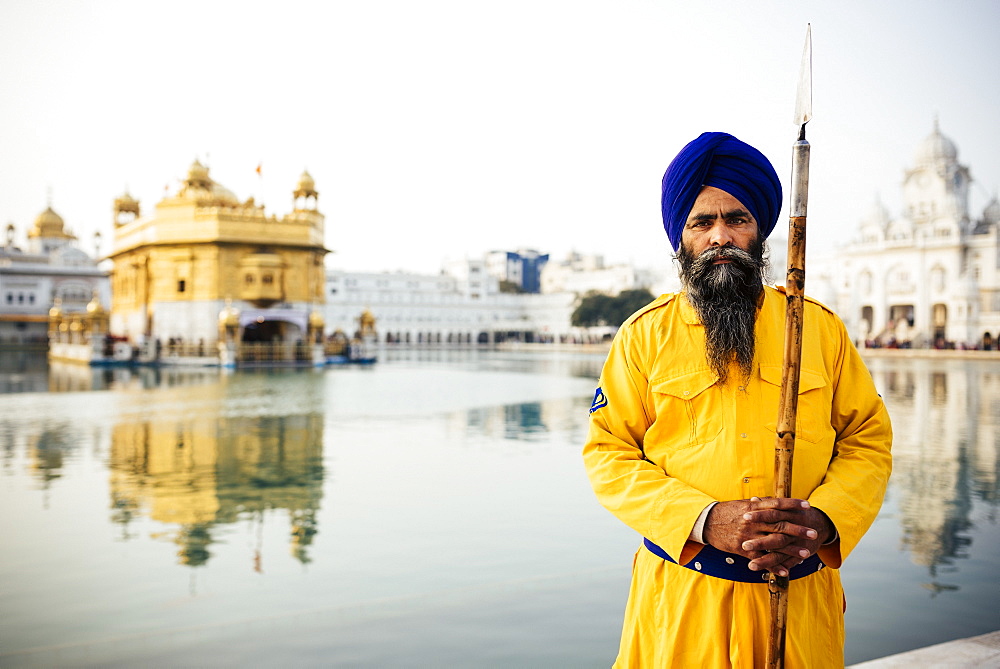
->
[863,195,891,229]
[29,206,74,240]
[914,121,958,167]
[35,207,64,228]
[177,160,239,206]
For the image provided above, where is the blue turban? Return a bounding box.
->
[661,132,782,251]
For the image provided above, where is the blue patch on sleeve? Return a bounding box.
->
[589,387,608,414]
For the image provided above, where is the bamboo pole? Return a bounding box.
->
[766,137,811,669]
[766,26,812,668]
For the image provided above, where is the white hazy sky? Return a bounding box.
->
[1,0,998,275]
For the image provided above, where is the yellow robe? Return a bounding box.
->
[583,286,892,668]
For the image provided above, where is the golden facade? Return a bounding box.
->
[107,161,328,359]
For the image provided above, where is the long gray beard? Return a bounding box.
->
[677,239,767,385]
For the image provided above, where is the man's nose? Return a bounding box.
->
[709,222,733,246]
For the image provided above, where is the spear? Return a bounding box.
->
[766,24,812,669]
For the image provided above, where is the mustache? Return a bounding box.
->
[680,241,766,294]
[689,244,758,272]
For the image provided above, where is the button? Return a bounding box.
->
[725,557,735,565]
[743,477,750,483]
[818,564,824,570]
[740,433,747,438]
[694,562,702,571]
[683,391,690,396]
[738,386,745,391]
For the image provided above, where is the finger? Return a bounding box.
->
[749,497,810,512]
[743,508,799,524]
[742,534,804,554]
[771,521,819,541]
[742,513,820,541]
[749,542,813,560]
[746,552,800,576]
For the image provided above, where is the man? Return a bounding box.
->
[583,132,892,668]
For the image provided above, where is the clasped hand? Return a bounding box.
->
[702,497,833,576]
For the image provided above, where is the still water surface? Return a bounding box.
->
[0,350,998,667]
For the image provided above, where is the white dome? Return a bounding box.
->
[862,195,890,228]
[914,120,958,167]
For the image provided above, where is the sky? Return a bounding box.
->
[1,0,998,275]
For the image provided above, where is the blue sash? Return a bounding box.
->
[643,538,826,583]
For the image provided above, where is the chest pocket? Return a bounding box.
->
[760,365,831,444]
[650,370,722,450]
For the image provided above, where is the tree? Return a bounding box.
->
[571,288,655,328]
[571,291,613,327]
[611,289,657,326]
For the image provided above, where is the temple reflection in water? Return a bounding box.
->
[108,411,324,567]
[6,354,998,581]
[867,357,1000,574]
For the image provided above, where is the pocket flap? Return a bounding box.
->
[651,369,719,400]
[759,364,826,393]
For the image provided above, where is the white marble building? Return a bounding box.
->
[540,252,672,296]
[324,247,688,345]
[324,265,578,344]
[812,122,1000,349]
[0,208,109,345]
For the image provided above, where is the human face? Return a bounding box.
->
[681,186,759,260]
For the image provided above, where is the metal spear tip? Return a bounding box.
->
[794,23,813,136]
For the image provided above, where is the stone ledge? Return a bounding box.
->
[849,630,1000,668]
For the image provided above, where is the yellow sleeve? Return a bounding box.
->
[582,321,715,563]
[810,319,893,568]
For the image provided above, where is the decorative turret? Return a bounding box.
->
[86,290,105,315]
[218,298,240,341]
[114,191,140,226]
[5,222,14,247]
[86,290,109,335]
[308,310,325,343]
[293,170,319,211]
[359,309,376,337]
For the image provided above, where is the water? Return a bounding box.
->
[0,350,997,667]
